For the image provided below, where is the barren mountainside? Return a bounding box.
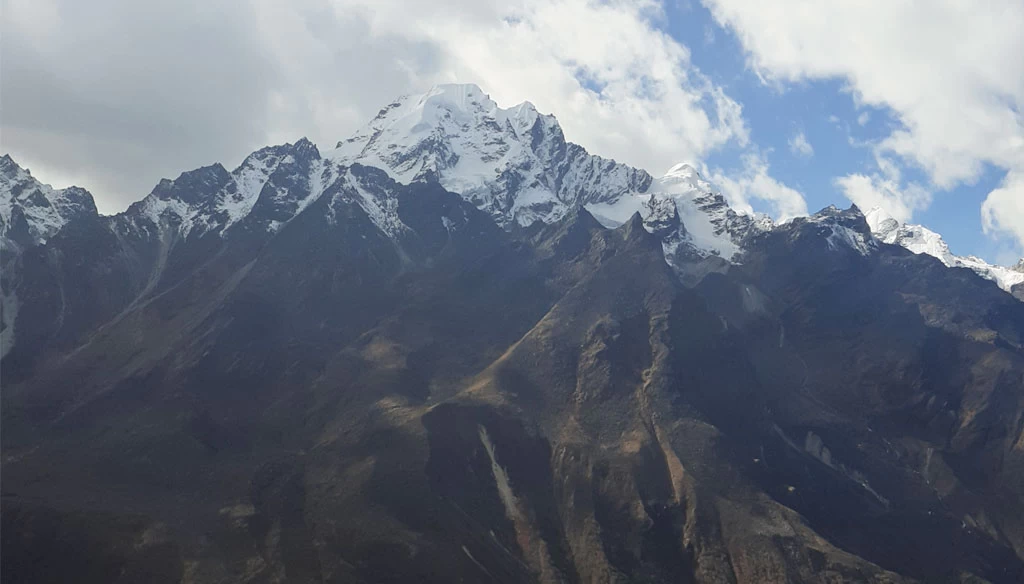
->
[3,84,1024,584]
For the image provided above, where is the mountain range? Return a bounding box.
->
[3,83,1024,583]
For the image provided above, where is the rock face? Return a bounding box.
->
[1,156,101,357]
[4,85,1024,584]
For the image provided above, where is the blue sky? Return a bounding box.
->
[664,0,1014,263]
[4,0,1022,264]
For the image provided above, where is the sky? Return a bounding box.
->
[3,0,1023,264]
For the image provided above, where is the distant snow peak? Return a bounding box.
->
[865,206,951,261]
[218,146,295,230]
[803,205,877,256]
[652,163,772,261]
[0,155,100,359]
[0,155,98,247]
[121,138,322,238]
[328,86,765,263]
[865,206,1024,294]
[330,83,648,228]
[24,83,1019,303]
[662,162,702,181]
[584,162,771,264]
[421,83,495,115]
[863,206,898,235]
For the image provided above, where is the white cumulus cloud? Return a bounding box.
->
[3,0,754,213]
[981,171,1024,254]
[708,153,808,222]
[834,174,931,225]
[703,0,1024,253]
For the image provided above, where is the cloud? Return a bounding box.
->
[3,0,282,210]
[708,153,808,222]
[981,171,1024,255]
[330,0,750,180]
[702,0,1024,249]
[834,173,931,224]
[857,112,870,126]
[703,25,716,45]
[834,151,931,223]
[3,0,752,214]
[788,131,813,158]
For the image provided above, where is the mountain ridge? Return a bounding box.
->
[866,205,1024,296]
[5,95,1024,581]
[4,84,1019,297]
[5,83,1024,365]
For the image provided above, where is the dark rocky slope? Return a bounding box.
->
[4,167,1024,582]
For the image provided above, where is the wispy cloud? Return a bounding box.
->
[703,25,716,45]
[788,131,814,157]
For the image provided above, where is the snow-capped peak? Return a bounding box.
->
[652,163,753,259]
[329,85,766,262]
[1,155,101,358]
[801,205,877,256]
[0,155,98,248]
[662,162,702,181]
[331,83,505,165]
[330,83,649,227]
[585,162,773,262]
[502,100,543,138]
[865,206,1024,294]
[865,206,953,263]
[121,139,320,236]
